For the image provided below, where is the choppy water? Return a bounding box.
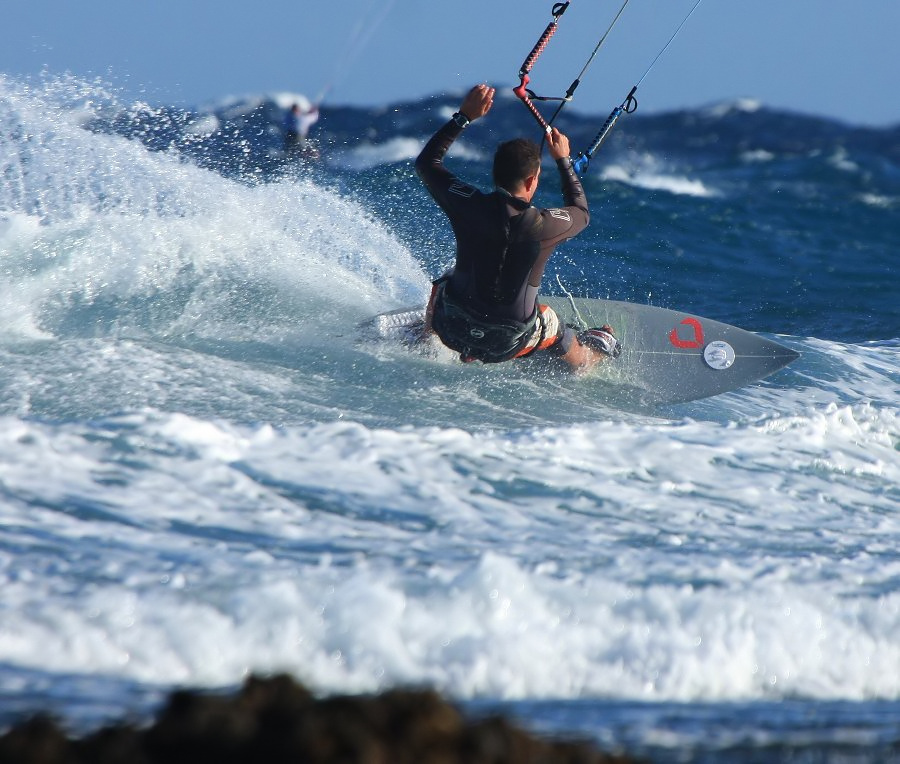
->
[1,73,898,761]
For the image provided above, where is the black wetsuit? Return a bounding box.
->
[415,119,590,324]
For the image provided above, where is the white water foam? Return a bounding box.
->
[600,158,718,198]
[702,99,763,119]
[0,75,430,344]
[330,135,485,171]
[1,75,898,739]
[0,400,897,700]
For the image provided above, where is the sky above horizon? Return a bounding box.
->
[3,0,899,127]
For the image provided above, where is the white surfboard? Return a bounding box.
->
[360,296,800,405]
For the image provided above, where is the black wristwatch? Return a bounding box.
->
[451,112,471,129]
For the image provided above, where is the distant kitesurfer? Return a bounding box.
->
[283,102,320,154]
[415,84,620,371]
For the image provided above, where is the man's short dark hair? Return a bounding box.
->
[493,138,541,191]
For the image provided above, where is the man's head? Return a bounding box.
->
[493,138,542,199]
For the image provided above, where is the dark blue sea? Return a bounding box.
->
[1,73,898,762]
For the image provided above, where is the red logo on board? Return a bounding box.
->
[668,317,705,349]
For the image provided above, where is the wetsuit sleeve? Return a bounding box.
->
[540,157,590,248]
[414,120,470,215]
[526,158,591,288]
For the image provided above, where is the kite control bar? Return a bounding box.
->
[512,2,571,134]
[512,0,702,173]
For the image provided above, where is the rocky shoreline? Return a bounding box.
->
[0,674,641,763]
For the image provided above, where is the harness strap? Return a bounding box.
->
[431,281,538,364]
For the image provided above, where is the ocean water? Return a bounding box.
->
[1,73,898,762]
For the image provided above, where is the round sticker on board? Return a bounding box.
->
[703,341,735,370]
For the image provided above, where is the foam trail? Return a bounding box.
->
[0,75,430,344]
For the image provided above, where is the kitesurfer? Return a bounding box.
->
[283,102,320,154]
[416,84,620,370]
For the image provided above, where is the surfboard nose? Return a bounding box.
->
[761,339,801,369]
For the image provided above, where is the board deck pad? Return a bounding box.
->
[360,296,800,405]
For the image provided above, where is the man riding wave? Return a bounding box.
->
[416,84,620,371]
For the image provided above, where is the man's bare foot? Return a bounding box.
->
[562,324,622,372]
[560,339,606,372]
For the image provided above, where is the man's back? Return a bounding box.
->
[415,121,589,321]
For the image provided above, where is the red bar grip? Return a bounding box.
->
[513,86,552,134]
